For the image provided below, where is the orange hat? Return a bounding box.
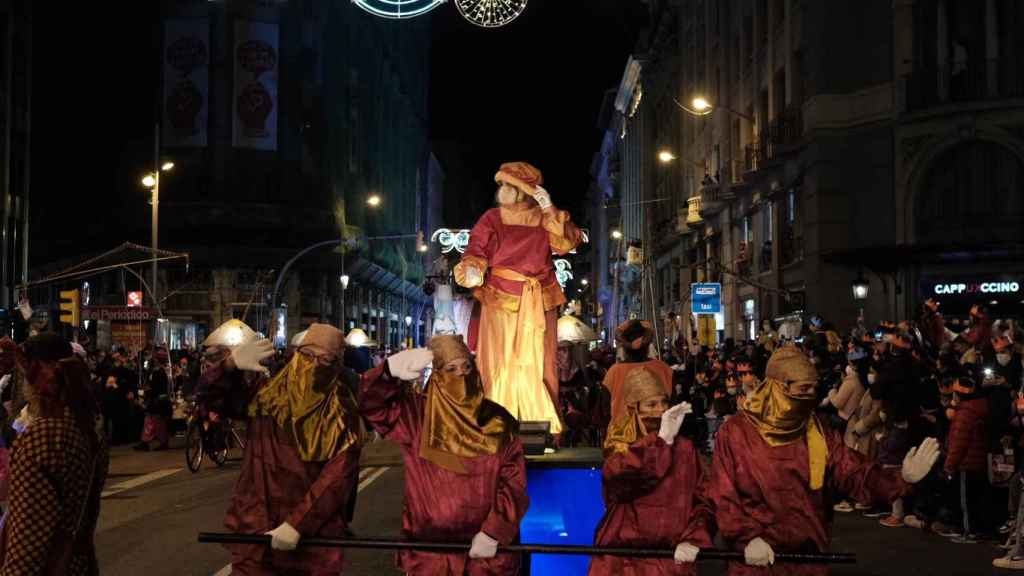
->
[993,336,1012,352]
[616,319,654,351]
[495,162,543,195]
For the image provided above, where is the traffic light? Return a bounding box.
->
[59,289,80,326]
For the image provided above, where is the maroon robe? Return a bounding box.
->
[589,434,714,576]
[710,415,908,575]
[223,416,361,575]
[359,364,529,576]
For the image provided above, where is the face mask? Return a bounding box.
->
[997,354,1012,367]
[846,365,855,377]
[867,374,877,384]
[727,387,739,396]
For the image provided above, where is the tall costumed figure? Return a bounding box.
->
[454,162,583,434]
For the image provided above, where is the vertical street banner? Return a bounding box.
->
[233,21,279,151]
[162,19,209,147]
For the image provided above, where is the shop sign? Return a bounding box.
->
[929,281,1020,296]
[82,306,157,322]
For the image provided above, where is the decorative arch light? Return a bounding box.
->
[352,0,447,19]
[431,228,472,253]
[455,0,528,27]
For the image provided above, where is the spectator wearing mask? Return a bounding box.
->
[844,365,884,513]
[943,366,992,542]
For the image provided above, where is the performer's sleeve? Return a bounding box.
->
[285,449,360,535]
[1,434,61,576]
[480,437,530,545]
[827,424,909,505]
[454,212,497,288]
[677,444,717,548]
[358,364,417,446]
[602,433,673,503]
[709,427,769,547]
[542,209,583,256]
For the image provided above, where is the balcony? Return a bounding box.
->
[905,59,1024,113]
[686,196,703,227]
[744,107,804,172]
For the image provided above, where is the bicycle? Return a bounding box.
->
[184,398,246,473]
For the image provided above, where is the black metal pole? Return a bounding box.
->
[198,533,856,564]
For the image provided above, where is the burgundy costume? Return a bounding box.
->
[710,415,908,575]
[589,434,714,576]
[359,364,529,575]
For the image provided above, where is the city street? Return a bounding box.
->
[97,437,1007,576]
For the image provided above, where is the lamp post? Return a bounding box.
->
[140,124,174,337]
[673,96,756,123]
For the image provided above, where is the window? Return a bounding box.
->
[743,216,752,243]
[744,299,757,340]
[765,201,774,241]
[788,189,796,224]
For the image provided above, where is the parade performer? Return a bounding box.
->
[603,320,673,420]
[590,368,713,576]
[454,161,583,434]
[223,324,365,576]
[194,319,267,426]
[0,334,108,576]
[359,336,529,576]
[677,346,940,575]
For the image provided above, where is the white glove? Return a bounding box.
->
[674,542,700,564]
[658,402,692,445]
[468,531,498,559]
[265,521,300,551]
[462,266,484,288]
[532,186,552,210]
[744,537,775,567]
[231,338,275,376]
[387,348,434,381]
[17,300,32,321]
[901,437,940,483]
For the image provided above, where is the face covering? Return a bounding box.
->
[846,365,855,377]
[997,354,1012,367]
[868,373,877,385]
[497,184,522,205]
[727,386,739,396]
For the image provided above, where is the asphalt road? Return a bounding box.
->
[94,439,1011,576]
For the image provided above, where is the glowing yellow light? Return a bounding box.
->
[581,278,589,286]
[611,229,623,240]
[141,174,156,188]
[161,162,175,171]
[658,150,676,163]
[692,97,711,111]
[366,195,382,207]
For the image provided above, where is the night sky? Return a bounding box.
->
[30,1,646,263]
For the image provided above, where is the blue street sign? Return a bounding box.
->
[691,283,722,314]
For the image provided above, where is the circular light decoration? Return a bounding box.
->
[353,0,446,20]
[455,0,528,28]
[553,259,573,289]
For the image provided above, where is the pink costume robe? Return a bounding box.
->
[709,414,908,575]
[589,434,714,576]
[359,364,529,576]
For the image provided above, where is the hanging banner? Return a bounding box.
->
[163,19,209,147]
[233,21,279,150]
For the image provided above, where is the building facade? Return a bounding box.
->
[28,0,437,351]
[598,0,1024,346]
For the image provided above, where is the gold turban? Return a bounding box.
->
[420,335,514,474]
[495,161,543,194]
[604,367,665,456]
[744,345,828,489]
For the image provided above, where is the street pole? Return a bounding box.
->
[152,123,160,342]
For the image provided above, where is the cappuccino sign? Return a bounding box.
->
[931,281,1020,295]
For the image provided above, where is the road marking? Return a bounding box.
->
[211,466,391,576]
[102,468,183,498]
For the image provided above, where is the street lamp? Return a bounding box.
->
[658,150,676,164]
[611,229,623,240]
[339,274,350,290]
[581,278,589,286]
[140,145,175,323]
[673,96,756,122]
[366,194,382,207]
[851,274,870,301]
[691,97,711,112]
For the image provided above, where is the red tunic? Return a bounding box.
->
[223,415,361,573]
[359,365,530,576]
[710,415,908,576]
[589,434,714,576]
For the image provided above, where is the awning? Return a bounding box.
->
[345,256,431,305]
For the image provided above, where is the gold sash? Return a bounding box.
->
[490,267,547,369]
